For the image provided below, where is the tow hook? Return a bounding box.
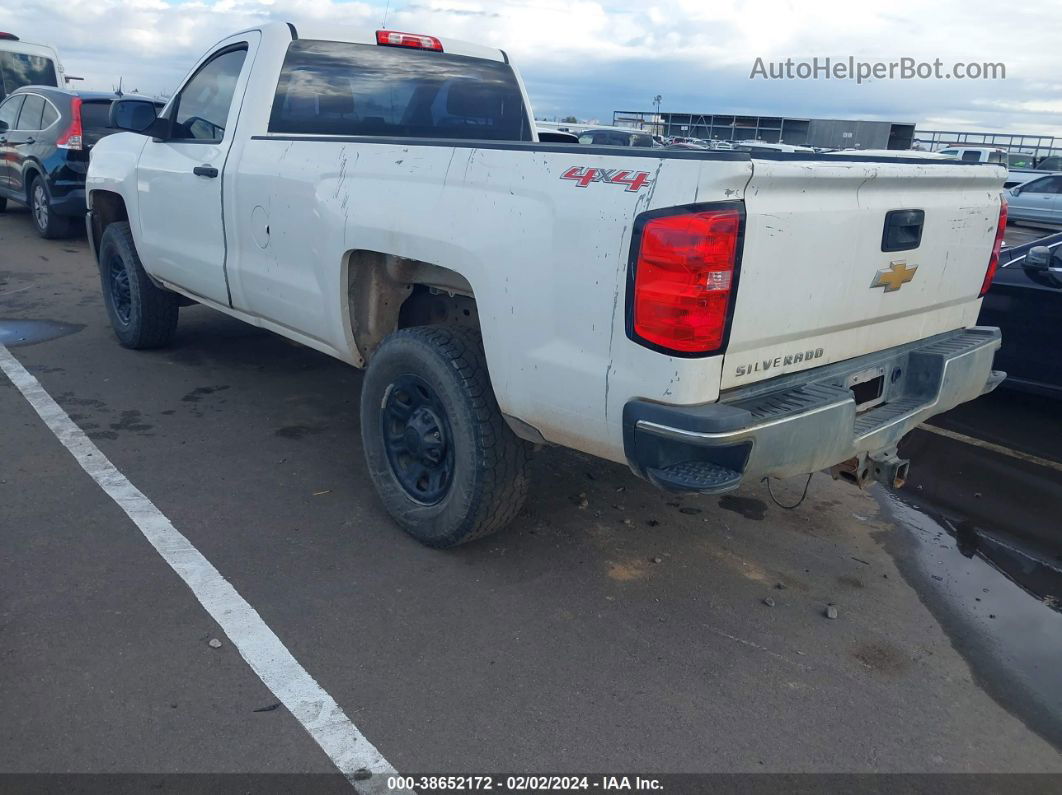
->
[830,448,910,489]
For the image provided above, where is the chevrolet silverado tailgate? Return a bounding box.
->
[722,157,1006,390]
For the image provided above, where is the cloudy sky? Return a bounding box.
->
[2,0,1058,136]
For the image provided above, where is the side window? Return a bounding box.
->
[0,95,23,131]
[960,150,982,162]
[1038,156,1062,171]
[170,46,247,142]
[15,94,45,130]
[988,151,1006,164]
[41,100,58,128]
[1024,177,1062,194]
[939,149,958,156]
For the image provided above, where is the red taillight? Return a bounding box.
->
[980,197,1007,297]
[375,30,443,51]
[632,207,742,354]
[56,97,83,151]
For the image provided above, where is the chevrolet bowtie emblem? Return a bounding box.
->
[871,261,918,292]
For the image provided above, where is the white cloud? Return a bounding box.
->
[1,0,1060,134]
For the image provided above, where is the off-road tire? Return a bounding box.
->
[99,221,179,349]
[361,326,531,548]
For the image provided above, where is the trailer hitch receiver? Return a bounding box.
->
[830,447,910,490]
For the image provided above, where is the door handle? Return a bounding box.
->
[21,137,35,145]
[193,165,218,178]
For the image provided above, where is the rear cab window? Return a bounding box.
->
[268,39,531,141]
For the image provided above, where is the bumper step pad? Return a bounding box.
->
[646,460,743,493]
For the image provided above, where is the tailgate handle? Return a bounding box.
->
[881,209,924,252]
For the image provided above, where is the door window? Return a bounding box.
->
[170,46,247,142]
[15,94,45,130]
[960,150,982,162]
[40,99,58,128]
[0,94,23,131]
[1023,176,1062,194]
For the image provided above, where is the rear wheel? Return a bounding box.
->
[99,221,179,349]
[29,176,73,239]
[360,326,531,548]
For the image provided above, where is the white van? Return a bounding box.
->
[0,33,64,102]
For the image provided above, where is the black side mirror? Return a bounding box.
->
[109,98,162,135]
[1024,245,1062,272]
[1010,185,1022,196]
[1025,246,1051,269]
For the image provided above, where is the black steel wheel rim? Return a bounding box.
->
[108,257,132,325]
[381,374,455,505]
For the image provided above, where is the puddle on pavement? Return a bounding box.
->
[878,492,1062,748]
[0,319,83,347]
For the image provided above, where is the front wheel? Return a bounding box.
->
[360,326,531,548]
[29,176,72,239]
[99,221,179,349]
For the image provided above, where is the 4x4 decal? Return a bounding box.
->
[561,166,653,192]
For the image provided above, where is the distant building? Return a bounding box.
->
[612,110,915,150]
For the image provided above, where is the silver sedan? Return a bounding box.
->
[1006,173,1062,226]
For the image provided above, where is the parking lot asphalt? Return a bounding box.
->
[2,207,1060,777]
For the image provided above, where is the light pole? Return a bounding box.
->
[652,94,662,137]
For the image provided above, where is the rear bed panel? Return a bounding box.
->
[722,158,1005,390]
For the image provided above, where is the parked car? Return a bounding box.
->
[536,128,579,144]
[733,140,815,154]
[936,146,1008,164]
[88,22,1007,547]
[1003,152,1062,188]
[1004,174,1062,227]
[576,127,654,147]
[980,232,1062,396]
[0,32,64,102]
[0,86,161,238]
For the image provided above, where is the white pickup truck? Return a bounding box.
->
[86,22,1008,547]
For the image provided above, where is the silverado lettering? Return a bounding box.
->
[735,348,825,377]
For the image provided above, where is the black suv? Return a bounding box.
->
[0,86,158,238]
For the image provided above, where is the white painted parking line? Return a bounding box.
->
[0,344,399,793]
[918,423,1062,474]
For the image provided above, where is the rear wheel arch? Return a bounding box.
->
[344,251,543,446]
[21,162,44,202]
[344,250,481,366]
